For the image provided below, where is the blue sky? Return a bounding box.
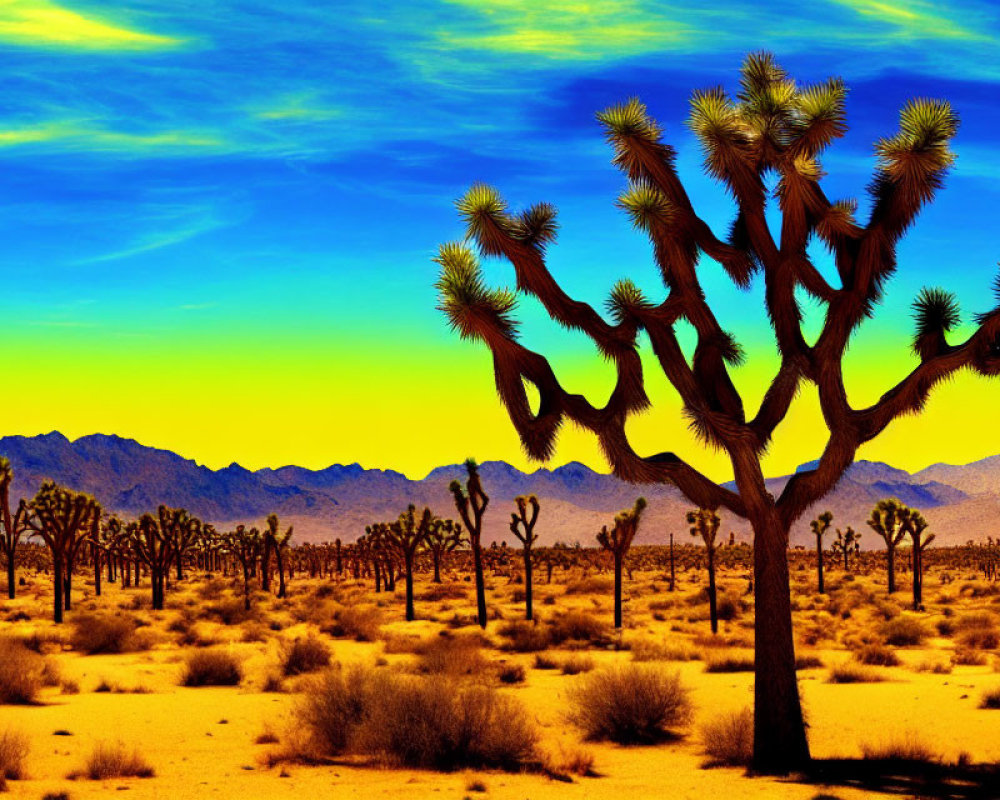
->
[2,0,999,477]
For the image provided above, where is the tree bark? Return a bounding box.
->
[523,548,533,621]
[613,552,623,629]
[52,554,64,624]
[404,554,415,622]
[886,544,896,593]
[707,547,718,635]
[472,538,487,629]
[752,512,810,773]
[815,534,824,594]
[6,555,14,600]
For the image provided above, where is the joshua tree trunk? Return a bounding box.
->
[275,545,286,599]
[752,512,809,773]
[816,539,824,594]
[669,533,675,592]
[93,545,102,597]
[886,544,897,593]
[404,553,415,622]
[52,554,64,624]
[6,557,14,601]
[523,547,533,621]
[613,551,623,629]
[472,540,487,629]
[707,544,718,635]
[432,550,441,583]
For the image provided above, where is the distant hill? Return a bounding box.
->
[1,432,995,549]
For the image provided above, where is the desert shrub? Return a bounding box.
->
[69,614,135,655]
[872,598,901,621]
[548,611,609,647]
[498,621,551,653]
[325,606,382,642]
[419,582,468,602]
[0,638,46,704]
[564,576,612,595]
[860,732,938,763]
[854,644,900,667]
[295,666,537,770]
[631,639,698,662]
[281,636,332,676]
[715,594,742,621]
[913,658,952,675]
[71,741,154,780]
[936,618,955,637]
[567,665,691,744]
[978,686,1000,710]
[417,635,487,676]
[794,654,824,670]
[181,650,243,687]
[533,653,558,670]
[952,648,988,666]
[240,621,270,643]
[827,662,885,683]
[704,651,754,673]
[207,598,258,626]
[559,655,595,675]
[879,616,928,646]
[497,664,526,684]
[700,707,753,767]
[958,628,1000,651]
[541,744,596,779]
[0,727,29,780]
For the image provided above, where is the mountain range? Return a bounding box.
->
[1,432,997,549]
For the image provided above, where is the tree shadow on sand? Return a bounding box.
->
[793,758,1000,800]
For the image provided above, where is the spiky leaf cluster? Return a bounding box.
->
[434,242,517,341]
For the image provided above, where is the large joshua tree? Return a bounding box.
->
[868,498,908,594]
[434,52,1000,773]
[0,458,29,600]
[449,459,490,629]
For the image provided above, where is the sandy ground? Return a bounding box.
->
[2,564,1000,799]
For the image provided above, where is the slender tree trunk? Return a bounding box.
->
[613,552,623,629]
[815,534,824,594]
[94,546,102,597]
[52,553,64,624]
[6,552,14,600]
[886,544,896,593]
[432,551,442,583]
[275,546,286,599]
[523,547,533,621]
[472,538,487,629]
[261,540,271,593]
[404,554,415,622]
[752,512,810,773]
[63,561,73,611]
[707,547,718,634]
[242,564,251,611]
[176,549,184,582]
[374,560,382,592]
[669,533,676,592]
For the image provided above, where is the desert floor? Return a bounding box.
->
[2,560,1000,799]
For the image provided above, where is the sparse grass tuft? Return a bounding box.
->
[827,662,885,684]
[0,727,29,780]
[181,650,243,687]
[700,707,753,767]
[71,741,154,780]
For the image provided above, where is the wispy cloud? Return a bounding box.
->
[0,0,180,50]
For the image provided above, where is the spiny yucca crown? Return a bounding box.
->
[434,242,518,341]
[876,98,959,179]
[912,287,960,337]
[617,181,673,232]
[606,279,651,324]
[596,97,662,145]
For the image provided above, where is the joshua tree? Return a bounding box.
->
[385,505,434,621]
[225,524,261,611]
[668,532,676,592]
[433,52,1000,770]
[831,526,860,571]
[264,513,293,598]
[426,517,463,583]
[900,508,934,610]
[0,458,29,599]
[868,498,908,593]
[509,494,540,620]
[132,513,172,610]
[688,508,721,634]
[597,497,646,629]
[449,458,490,629]
[26,481,101,623]
[810,510,833,594]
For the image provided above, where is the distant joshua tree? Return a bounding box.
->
[385,504,434,621]
[26,481,101,623]
[810,510,833,594]
[225,524,261,611]
[900,508,934,610]
[867,499,908,594]
[597,497,646,629]
[264,513,293,598]
[509,494,540,620]
[425,518,463,583]
[0,458,29,600]
[688,508,721,634]
[449,459,490,629]
[831,526,860,571]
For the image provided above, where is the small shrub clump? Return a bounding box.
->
[0,638,47,705]
[700,707,753,767]
[827,662,885,684]
[71,741,155,780]
[854,644,900,667]
[181,650,243,687]
[69,614,136,655]
[879,616,928,647]
[0,727,29,781]
[281,636,332,676]
[567,665,691,744]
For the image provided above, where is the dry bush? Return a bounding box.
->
[879,616,928,646]
[700,707,753,767]
[325,606,382,642]
[794,654,824,670]
[715,594,742,621]
[567,665,691,744]
[0,728,29,780]
[952,648,988,666]
[548,611,609,647]
[979,686,1000,709]
[181,650,243,687]
[958,628,1000,651]
[541,744,596,780]
[18,630,65,655]
[70,741,154,780]
[497,663,526,684]
[854,644,900,667]
[630,639,698,662]
[913,659,952,675]
[281,636,332,676]
[827,662,885,684]
[860,732,939,763]
[294,665,538,771]
[704,650,754,673]
[560,654,595,675]
[692,632,752,649]
[0,638,47,705]
[533,653,558,670]
[69,614,136,655]
[564,576,612,595]
[207,598,258,626]
[498,621,551,653]
[416,635,487,677]
[419,583,468,602]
